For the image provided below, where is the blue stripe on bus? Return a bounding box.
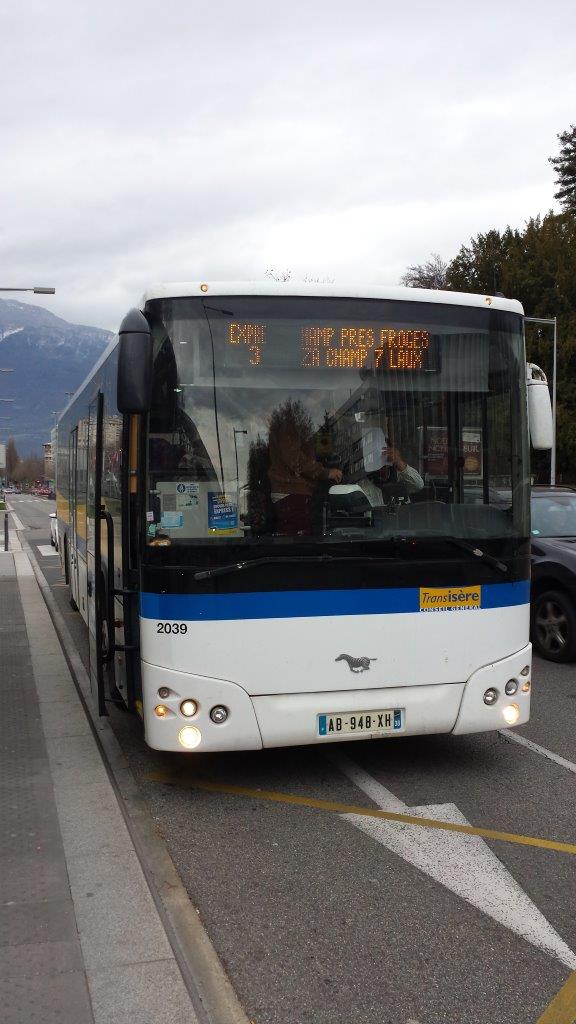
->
[140,581,530,622]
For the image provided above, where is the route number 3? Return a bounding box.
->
[156,622,188,634]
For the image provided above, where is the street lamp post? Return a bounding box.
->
[524,316,557,485]
[233,429,248,483]
[0,287,55,294]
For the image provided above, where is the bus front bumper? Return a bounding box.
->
[141,645,531,752]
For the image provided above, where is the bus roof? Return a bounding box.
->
[141,281,524,316]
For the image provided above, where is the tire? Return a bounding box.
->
[531,588,576,663]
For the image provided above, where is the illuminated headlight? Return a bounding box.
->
[154,704,170,718]
[210,705,229,724]
[503,703,520,725]
[180,699,198,718]
[178,726,202,749]
[505,679,518,696]
[521,680,531,693]
[158,686,170,699]
[483,687,499,706]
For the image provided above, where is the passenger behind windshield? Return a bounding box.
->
[268,398,343,536]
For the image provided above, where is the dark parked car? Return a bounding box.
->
[530,487,576,662]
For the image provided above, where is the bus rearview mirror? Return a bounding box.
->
[117,309,153,413]
[526,362,553,450]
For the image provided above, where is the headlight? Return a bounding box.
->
[502,703,520,725]
[483,688,499,706]
[178,726,202,749]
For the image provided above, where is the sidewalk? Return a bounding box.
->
[0,548,200,1024]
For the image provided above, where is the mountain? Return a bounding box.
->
[0,299,113,455]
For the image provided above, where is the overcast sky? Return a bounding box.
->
[1,0,575,330]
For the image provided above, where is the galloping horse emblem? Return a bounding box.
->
[335,653,377,673]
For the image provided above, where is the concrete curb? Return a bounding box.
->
[22,537,250,1024]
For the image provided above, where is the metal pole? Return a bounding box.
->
[551,317,557,486]
[524,316,558,487]
[4,511,8,552]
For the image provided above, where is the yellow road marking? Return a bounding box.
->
[536,970,576,1023]
[145,773,576,857]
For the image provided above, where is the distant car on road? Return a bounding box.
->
[531,487,576,662]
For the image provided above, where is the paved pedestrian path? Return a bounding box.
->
[0,550,199,1024]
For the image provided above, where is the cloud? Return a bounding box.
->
[1,0,574,328]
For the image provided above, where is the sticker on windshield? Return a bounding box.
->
[161,512,184,530]
[208,492,238,533]
[176,482,200,509]
[420,586,481,611]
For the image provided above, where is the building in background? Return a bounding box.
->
[43,439,55,492]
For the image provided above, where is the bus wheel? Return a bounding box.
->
[531,588,576,663]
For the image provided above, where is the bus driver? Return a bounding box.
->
[356,440,424,506]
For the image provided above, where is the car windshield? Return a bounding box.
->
[144,295,529,550]
[531,494,576,537]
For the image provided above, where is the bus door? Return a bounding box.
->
[106,413,141,711]
[68,427,80,607]
[86,392,106,716]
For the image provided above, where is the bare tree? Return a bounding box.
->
[264,268,292,282]
[400,253,449,290]
[5,437,19,478]
[301,273,335,284]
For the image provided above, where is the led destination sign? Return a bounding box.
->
[227,322,439,372]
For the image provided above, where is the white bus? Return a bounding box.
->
[55,283,552,752]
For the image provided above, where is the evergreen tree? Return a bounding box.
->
[549,125,576,214]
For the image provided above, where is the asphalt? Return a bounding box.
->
[6,493,576,1024]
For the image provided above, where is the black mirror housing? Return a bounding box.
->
[117,308,153,414]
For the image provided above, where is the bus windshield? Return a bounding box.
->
[144,295,529,549]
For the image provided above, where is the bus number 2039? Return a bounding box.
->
[156,622,188,634]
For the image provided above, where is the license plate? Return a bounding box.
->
[317,708,405,738]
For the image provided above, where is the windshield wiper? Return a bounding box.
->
[443,537,508,575]
[194,554,395,581]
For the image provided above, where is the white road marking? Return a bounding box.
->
[331,752,576,970]
[37,544,58,557]
[500,729,576,777]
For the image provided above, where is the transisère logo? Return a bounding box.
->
[419,586,482,612]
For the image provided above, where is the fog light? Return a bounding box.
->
[180,699,198,718]
[505,679,518,696]
[158,686,170,699]
[522,680,531,693]
[210,705,229,724]
[483,687,499,706]
[154,704,170,718]
[503,703,520,725]
[178,726,202,749]
[520,665,530,676]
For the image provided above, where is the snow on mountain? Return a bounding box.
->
[0,298,113,456]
